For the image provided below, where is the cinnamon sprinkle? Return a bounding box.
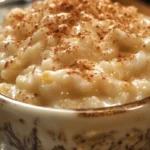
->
[0,0,150,108]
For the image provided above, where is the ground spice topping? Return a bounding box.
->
[0,0,150,108]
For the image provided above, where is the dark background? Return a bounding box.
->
[144,0,150,3]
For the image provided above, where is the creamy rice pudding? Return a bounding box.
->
[0,0,150,109]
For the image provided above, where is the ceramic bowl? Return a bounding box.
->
[0,95,150,150]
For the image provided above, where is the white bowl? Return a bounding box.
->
[0,94,150,150]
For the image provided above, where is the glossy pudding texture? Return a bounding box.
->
[0,0,150,109]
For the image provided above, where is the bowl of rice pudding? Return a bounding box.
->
[0,0,150,149]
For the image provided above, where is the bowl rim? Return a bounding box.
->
[0,94,150,115]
